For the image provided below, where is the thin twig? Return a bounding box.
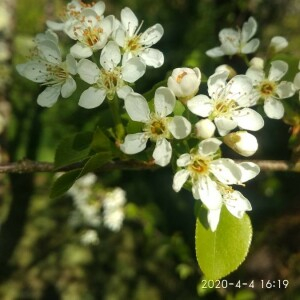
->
[0,158,299,174]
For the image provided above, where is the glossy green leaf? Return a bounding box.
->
[195,206,252,280]
[54,131,93,169]
[50,169,81,199]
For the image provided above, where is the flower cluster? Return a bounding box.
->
[16,3,300,232]
[17,0,164,108]
[67,173,127,245]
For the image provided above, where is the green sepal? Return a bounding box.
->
[195,205,252,280]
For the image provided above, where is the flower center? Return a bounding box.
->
[188,155,210,177]
[43,63,68,86]
[144,115,170,141]
[98,68,123,100]
[210,99,237,119]
[81,26,103,46]
[176,71,187,83]
[125,35,142,54]
[258,80,276,98]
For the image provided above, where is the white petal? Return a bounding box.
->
[77,59,99,84]
[294,72,300,90]
[242,38,260,54]
[139,48,164,68]
[264,98,284,119]
[46,20,65,31]
[268,60,288,81]
[100,41,121,70]
[187,95,213,117]
[70,43,93,59]
[124,93,150,122]
[210,158,241,184]
[173,169,190,192]
[114,28,126,47]
[238,162,260,182]
[61,77,76,98]
[153,138,172,167]
[78,87,106,109]
[207,209,221,232]
[246,66,265,85]
[198,176,223,210]
[16,61,48,83]
[198,138,222,156]
[154,87,175,117]
[93,1,105,16]
[214,117,237,136]
[225,75,253,103]
[121,7,138,36]
[241,17,258,42]
[224,191,252,218]
[234,108,264,131]
[38,40,61,64]
[276,81,295,99]
[168,116,191,139]
[140,24,164,46]
[66,54,77,75]
[117,85,133,99]
[176,153,191,167]
[207,71,228,98]
[37,86,61,107]
[120,133,148,154]
[206,47,225,58]
[122,57,146,82]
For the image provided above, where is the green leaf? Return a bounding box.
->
[54,131,93,169]
[91,128,113,152]
[79,151,112,178]
[50,169,82,199]
[195,206,252,280]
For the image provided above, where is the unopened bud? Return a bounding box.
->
[195,119,216,139]
[249,57,264,69]
[223,131,258,157]
[215,64,236,79]
[269,36,288,53]
[167,67,201,101]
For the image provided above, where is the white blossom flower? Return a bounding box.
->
[167,67,201,101]
[187,71,264,136]
[246,60,295,119]
[47,0,106,31]
[77,41,146,108]
[206,17,260,57]
[102,187,127,232]
[64,8,115,58]
[269,36,288,53]
[172,138,259,231]
[16,30,77,107]
[223,131,258,157]
[120,87,191,166]
[114,7,164,68]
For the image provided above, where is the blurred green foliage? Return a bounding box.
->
[0,0,300,299]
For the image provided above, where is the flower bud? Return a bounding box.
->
[195,119,216,139]
[269,36,288,53]
[167,67,201,101]
[249,57,264,69]
[223,131,258,157]
[215,64,236,79]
